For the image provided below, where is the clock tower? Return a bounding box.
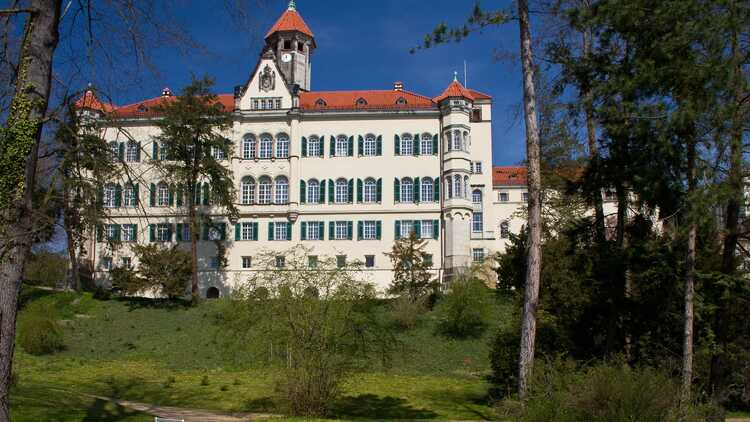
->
[264,0,315,91]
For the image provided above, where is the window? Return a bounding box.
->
[274,176,289,204]
[363,134,376,156]
[241,177,255,205]
[259,135,273,159]
[209,256,220,269]
[242,256,252,268]
[499,192,509,202]
[604,190,616,201]
[308,135,320,157]
[241,222,255,240]
[109,142,119,157]
[276,135,289,158]
[396,97,407,105]
[308,255,318,268]
[335,178,349,204]
[243,135,256,159]
[473,161,483,174]
[421,133,433,155]
[463,131,470,150]
[335,221,348,240]
[122,225,136,242]
[500,221,510,239]
[210,145,225,160]
[336,255,347,268]
[105,224,118,241]
[472,212,483,233]
[421,178,433,203]
[252,99,259,110]
[125,141,139,162]
[472,248,485,262]
[123,185,137,207]
[400,134,413,155]
[207,226,222,241]
[307,222,321,240]
[315,98,326,107]
[447,177,453,199]
[274,222,288,241]
[452,130,462,151]
[275,256,285,268]
[423,254,433,267]
[307,179,320,204]
[180,224,191,241]
[363,221,377,240]
[103,184,118,208]
[363,178,377,203]
[420,220,433,239]
[400,178,413,202]
[471,107,482,122]
[356,97,368,106]
[453,175,462,198]
[101,257,113,271]
[335,135,348,157]
[365,255,375,268]
[275,98,282,109]
[472,189,483,204]
[522,192,529,202]
[400,220,414,238]
[158,143,168,161]
[157,183,169,206]
[156,224,170,242]
[258,177,272,204]
[121,257,132,268]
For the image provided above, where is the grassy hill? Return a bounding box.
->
[11,287,513,421]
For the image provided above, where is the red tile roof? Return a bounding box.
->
[265,8,313,40]
[300,90,435,111]
[433,79,492,102]
[74,90,114,112]
[493,166,528,186]
[74,91,235,118]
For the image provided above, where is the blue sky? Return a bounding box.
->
[71,0,527,165]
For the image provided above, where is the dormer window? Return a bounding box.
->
[315,98,327,107]
[137,104,147,112]
[356,97,368,107]
[396,97,407,105]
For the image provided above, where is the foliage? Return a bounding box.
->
[385,231,437,303]
[221,246,389,416]
[409,2,509,53]
[17,304,64,355]
[24,250,68,287]
[111,244,191,299]
[388,295,427,330]
[434,271,493,338]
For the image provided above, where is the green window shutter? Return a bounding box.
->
[167,224,173,242]
[376,221,382,239]
[377,178,382,202]
[395,220,401,239]
[194,183,201,205]
[394,177,400,202]
[394,134,400,155]
[357,221,363,240]
[118,142,125,161]
[136,142,141,161]
[318,136,324,156]
[152,142,158,159]
[114,225,121,242]
[176,185,183,207]
[96,225,103,242]
[133,184,139,206]
[132,224,138,241]
[348,136,354,156]
[347,221,353,240]
[234,223,241,241]
[328,180,334,203]
[149,224,155,242]
[414,177,420,202]
[286,222,292,240]
[414,135,420,155]
[252,222,259,240]
[219,223,226,241]
[356,179,363,203]
[149,183,156,206]
[432,134,438,154]
[202,224,209,241]
[318,222,325,238]
[168,186,174,206]
[177,224,183,241]
[202,183,210,205]
[268,222,274,241]
[301,137,307,157]
[358,135,363,156]
[300,180,306,203]
[329,135,335,156]
[414,220,421,238]
[319,179,326,203]
[434,177,440,202]
[433,219,439,239]
[347,179,354,203]
[329,221,334,240]
[301,222,307,240]
[376,135,382,156]
[114,184,122,207]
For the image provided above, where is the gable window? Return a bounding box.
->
[240,177,255,205]
[363,178,377,203]
[500,221,510,239]
[315,98,326,107]
[103,184,118,208]
[400,134,413,155]
[125,141,139,162]
[276,135,289,158]
[258,176,272,204]
[308,135,320,156]
[363,134,376,156]
[274,176,289,204]
[335,178,349,204]
[157,183,170,207]
[421,178,433,203]
[243,135,256,159]
[335,135,348,157]
[356,97,368,106]
[259,135,273,159]
[396,97,407,105]
[307,179,320,204]
[400,178,414,203]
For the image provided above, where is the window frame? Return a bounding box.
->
[363,134,376,156]
[400,178,413,203]
[157,183,170,207]
[243,135,256,159]
[307,179,320,204]
[276,135,289,158]
[274,176,289,204]
[334,221,348,240]
[335,179,348,204]
[420,133,433,155]
[258,177,272,204]
[472,212,483,233]
[363,178,377,203]
[307,136,320,157]
[241,177,256,205]
[241,256,252,268]
[125,141,139,162]
[400,134,413,155]
[420,178,433,203]
[363,220,377,240]
[259,135,273,159]
[241,222,255,240]
[335,135,348,157]
[274,222,288,241]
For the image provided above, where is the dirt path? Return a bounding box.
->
[101,397,278,421]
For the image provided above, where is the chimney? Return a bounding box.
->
[161,87,172,97]
[393,81,404,91]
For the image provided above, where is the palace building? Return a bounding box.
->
[77,1,545,296]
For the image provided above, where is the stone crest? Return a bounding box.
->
[259,64,275,92]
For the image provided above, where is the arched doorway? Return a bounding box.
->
[206,287,220,299]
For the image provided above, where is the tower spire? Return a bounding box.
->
[288,0,296,11]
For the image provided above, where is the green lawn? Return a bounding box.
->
[12,287,512,421]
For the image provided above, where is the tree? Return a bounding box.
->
[111,244,191,299]
[152,76,237,301]
[24,249,67,287]
[385,231,436,303]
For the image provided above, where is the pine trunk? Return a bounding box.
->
[517,0,543,401]
[0,1,61,419]
[681,135,697,407]
[189,203,199,301]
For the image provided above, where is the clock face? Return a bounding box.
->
[281,53,292,63]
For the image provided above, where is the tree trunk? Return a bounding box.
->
[517,0,543,401]
[682,137,697,408]
[63,186,81,291]
[189,201,199,301]
[0,1,61,419]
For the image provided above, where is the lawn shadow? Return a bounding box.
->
[83,397,144,421]
[332,394,438,419]
[116,296,192,311]
[18,285,57,308]
[241,396,282,413]
[422,387,494,420]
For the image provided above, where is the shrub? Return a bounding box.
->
[434,273,492,338]
[18,307,64,355]
[389,295,427,330]
[112,244,191,298]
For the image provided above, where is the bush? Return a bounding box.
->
[24,250,68,287]
[434,273,492,338]
[18,306,64,355]
[111,244,191,298]
[389,295,427,330]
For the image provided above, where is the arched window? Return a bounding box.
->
[240,176,255,205]
[125,141,139,162]
[420,133,433,155]
[210,145,225,160]
[363,134,376,156]
[356,97,368,106]
[157,182,170,206]
[400,134,413,155]
[123,184,137,207]
[401,177,414,202]
[243,134,256,159]
[307,179,320,204]
[472,189,482,204]
[421,178,433,202]
[363,178,377,203]
[453,175,462,198]
[308,135,320,157]
[258,176,272,204]
[447,176,453,199]
[276,134,289,158]
[335,135,348,157]
[274,176,288,204]
[103,183,118,207]
[500,221,510,239]
[335,178,348,204]
[396,97,407,105]
[453,130,462,151]
[259,134,273,159]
